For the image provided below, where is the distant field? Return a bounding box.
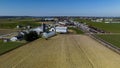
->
[0,29,19,35]
[37,22,54,24]
[98,35,120,48]
[0,19,16,23]
[0,18,41,29]
[75,19,120,33]
[0,21,41,29]
[0,18,36,23]
[87,23,120,33]
[74,18,92,23]
[0,40,25,55]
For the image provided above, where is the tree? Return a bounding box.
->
[24,31,39,42]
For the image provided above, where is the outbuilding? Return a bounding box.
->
[31,27,43,35]
[10,37,18,42]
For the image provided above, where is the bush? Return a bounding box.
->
[24,31,39,42]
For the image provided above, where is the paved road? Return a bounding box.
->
[0,35,120,68]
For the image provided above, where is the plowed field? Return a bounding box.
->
[0,35,120,68]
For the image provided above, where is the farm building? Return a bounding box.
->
[10,37,18,42]
[42,31,56,39]
[58,22,67,25]
[50,27,68,33]
[31,27,43,35]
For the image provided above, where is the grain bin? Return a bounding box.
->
[42,31,56,39]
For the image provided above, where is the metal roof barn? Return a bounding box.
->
[31,27,43,35]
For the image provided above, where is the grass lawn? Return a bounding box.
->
[98,35,120,48]
[0,40,25,55]
[68,27,84,34]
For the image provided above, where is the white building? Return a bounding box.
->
[31,27,43,35]
[58,22,67,25]
[50,27,68,33]
[92,18,103,22]
[10,37,18,42]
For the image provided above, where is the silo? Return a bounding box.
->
[42,31,56,39]
[43,23,46,32]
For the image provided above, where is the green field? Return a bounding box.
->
[98,35,120,48]
[75,18,120,49]
[74,18,92,23]
[0,40,25,55]
[87,23,120,33]
[0,18,37,23]
[75,18,120,33]
[0,21,41,29]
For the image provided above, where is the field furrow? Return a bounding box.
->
[0,35,120,68]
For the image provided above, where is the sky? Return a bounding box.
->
[0,0,120,16]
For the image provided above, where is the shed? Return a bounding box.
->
[10,37,18,42]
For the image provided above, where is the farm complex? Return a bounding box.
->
[0,17,120,68]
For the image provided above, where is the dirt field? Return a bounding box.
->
[0,35,120,68]
[37,22,54,24]
[0,29,19,35]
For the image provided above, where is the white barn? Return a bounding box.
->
[50,27,68,33]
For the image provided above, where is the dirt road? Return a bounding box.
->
[0,35,120,68]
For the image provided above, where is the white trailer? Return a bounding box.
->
[56,27,68,33]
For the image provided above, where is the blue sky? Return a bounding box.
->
[0,0,120,16]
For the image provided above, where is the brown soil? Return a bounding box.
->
[0,35,120,68]
[0,29,19,35]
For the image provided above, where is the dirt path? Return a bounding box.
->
[0,35,120,68]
